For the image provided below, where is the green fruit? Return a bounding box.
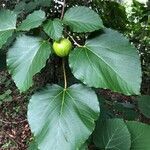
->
[53,38,72,57]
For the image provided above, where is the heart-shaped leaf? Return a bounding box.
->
[69,29,142,95]
[28,84,100,150]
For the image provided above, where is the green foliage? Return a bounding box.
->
[0,31,14,49]
[17,10,46,31]
[43,19,63,41]
[138,95,150,118]
[28,140,39,150]
[0,0,149,149]
[63,6,104,33]
[93,118,131,150]
[14,0,52,14]
[0,10,16,31]
[69,29,141,95]
[127,0,150,83]
[93,118,150,150]
[28,84,99,149]
[126,121,150,150]
[7,35,52,92]
[92,0,128,31]
[0,10,17,49]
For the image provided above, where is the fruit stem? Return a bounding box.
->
[60,0,66,20]
[65,31,83,47]
[62,58,67,89]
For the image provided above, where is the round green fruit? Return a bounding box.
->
[53,38,72,57]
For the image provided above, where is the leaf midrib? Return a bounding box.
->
[85,46,132,91]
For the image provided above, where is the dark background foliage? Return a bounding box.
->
[0,0,149,149]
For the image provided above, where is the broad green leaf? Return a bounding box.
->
[126,121,150,150]
[7,35,52,92]
[0,10,16,31]
[28,140,39,150]
[93,118,131,150]
[0,30,13,49]
[63,6,104,33]
[28,84,100,150]
[0,10,17,48]
[18,10,46,31]
[69,29,141,95]
[43,19,63,41]
[138,95,150,118]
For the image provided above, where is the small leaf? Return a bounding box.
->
[28,84,100,150]
[18,10,46,31]
[43,19,63,41]
[63,6,104,33]
[69,29,142,95]
[7,35,52,92]
[0,10,17,48]
[93,118,131,150]
[126,121,150,150]
[138,95,150,118]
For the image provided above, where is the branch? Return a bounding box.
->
[65,31,83,47]
[60,0,66,20]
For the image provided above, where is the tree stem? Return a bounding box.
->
[62,58,67,89]
[60,0,66,20]
[60,0,67,89]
